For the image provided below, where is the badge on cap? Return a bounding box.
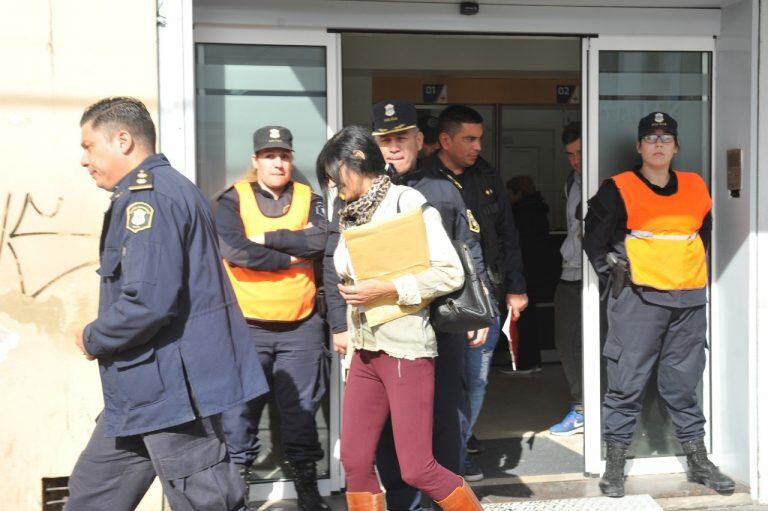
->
[269,128,281,140]
[126,202,154,233]
[467,209,481,233]
[654,112,665,123]
[384,104,396,117]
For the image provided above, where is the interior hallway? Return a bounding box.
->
[472,363,583,481]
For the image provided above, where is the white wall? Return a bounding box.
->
[712,0,758,489]
[194,0,721,37]
[0,1,163,509]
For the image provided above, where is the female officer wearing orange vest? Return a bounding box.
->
[584,113,734,498]
[214,126,330,511]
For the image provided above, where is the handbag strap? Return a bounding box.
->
[396,188,432,214]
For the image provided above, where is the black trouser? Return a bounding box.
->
[602,288,707,445]
[66,414,246,511]
[516,295,542,370]
[375,331,468,510]
[221,313,329,465]
[554,280,583,411]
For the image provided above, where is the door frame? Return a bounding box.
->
[582,35,717,476]
[192,25,344,500]
[158,0,732,493]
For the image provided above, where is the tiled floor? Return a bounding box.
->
[248,363,752,510]
[248,473,752,510]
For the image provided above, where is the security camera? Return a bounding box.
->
[460,2,479,15]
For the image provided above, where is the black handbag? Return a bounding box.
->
[430,240,495,333]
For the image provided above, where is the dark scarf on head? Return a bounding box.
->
[339,175,391,232]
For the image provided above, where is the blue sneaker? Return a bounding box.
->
[549,409,584,436]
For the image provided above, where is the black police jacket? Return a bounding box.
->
[422,155,526,297]
[392,163,489,290]
[84,154,268,437]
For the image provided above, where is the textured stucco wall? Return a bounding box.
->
[0,1,161,509]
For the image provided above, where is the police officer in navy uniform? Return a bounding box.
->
[584,112,734,497]
[69,97,267,511]
[214,126,330,511]
[423,105,527,480]
[362,100,490,510]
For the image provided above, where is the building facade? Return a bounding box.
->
[2,0,768,509]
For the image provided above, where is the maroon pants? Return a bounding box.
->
[340,350,462,501]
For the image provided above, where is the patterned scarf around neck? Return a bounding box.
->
[339,175,391,232]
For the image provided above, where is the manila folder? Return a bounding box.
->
[342,206,431,326]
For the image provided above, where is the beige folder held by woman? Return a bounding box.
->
[342,205,431,327]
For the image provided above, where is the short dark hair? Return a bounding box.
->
[80,97,156,151]
[437,105,483,137]
[561,121,581,146]
[316,125,386,189]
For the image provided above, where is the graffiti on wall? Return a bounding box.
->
[0,192,98,299]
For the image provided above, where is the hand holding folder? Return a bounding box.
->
[342,206,431,326]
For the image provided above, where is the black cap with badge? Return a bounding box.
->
[253,126,293,153]
[638,112,678,139]
[371,100,418,136]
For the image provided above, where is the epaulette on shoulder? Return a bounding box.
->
[211,183,239,203]
[128,169,154,191]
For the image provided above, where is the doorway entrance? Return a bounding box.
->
[340,31,586,485]
[190,22,719,501]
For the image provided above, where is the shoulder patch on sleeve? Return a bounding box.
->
[126,202,154,233]
[128,169,154,191]
[467,209,481,233]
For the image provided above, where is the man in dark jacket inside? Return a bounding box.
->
[422,105,528,480]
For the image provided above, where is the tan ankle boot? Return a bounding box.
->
[345,491,385,511]
[435,480,482,511]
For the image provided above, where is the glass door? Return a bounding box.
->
[583,36,715,476]
[194,25,342,500]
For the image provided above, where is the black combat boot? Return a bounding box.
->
[681,438,735,492]
[290,460,331,511]
[599,441,628,498]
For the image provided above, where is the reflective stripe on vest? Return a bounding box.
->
[612,171,711,291]
[629,230,699,241]
[224,181,316,321]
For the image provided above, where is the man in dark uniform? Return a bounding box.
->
[69,97,268,511]
[372,100,491,510]
[584,112,734,497]
[423,105,527,480]
[214,126,330,511]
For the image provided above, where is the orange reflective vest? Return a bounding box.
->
[224,181,316,321]
[612,170,711,291]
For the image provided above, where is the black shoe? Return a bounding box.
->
[681,438,736,493]
[290,460,331,511]
[599,441,628,498]
[463,457,485,482]
[234,463,257,485]
[466,434,485,455]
